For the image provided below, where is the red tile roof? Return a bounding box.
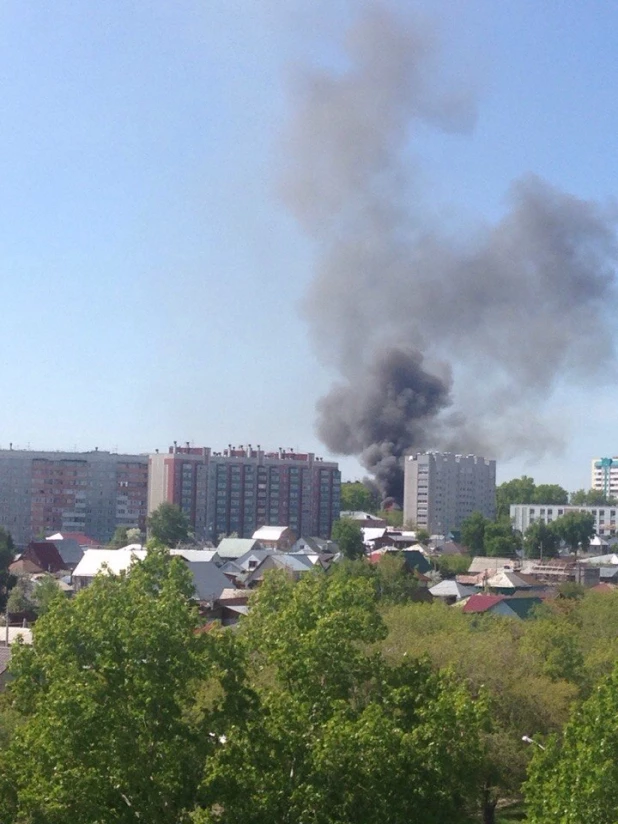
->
[462,594,506,613]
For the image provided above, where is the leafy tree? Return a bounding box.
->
[533,483,569,505]
[484,519,520,557]
[525,661,618,823]
[340,481,378,513]
[193,571,487,824]
[377,507,403,527]
[109,524,129,548]
[433,553,471,578]
[495,476,536,519]
[1,549,209,824]
[374,552,419,603]
[32,574,65,616]
[553,510,595,553]
[461,511,490,555]
[331,517,365,560]
[570,487,617,506]
[147,502,191,546]
[496,476,568,519]
[0,527,15,612]
[6,577,34,616]
[415,527,431,545]
[524,520,560,559]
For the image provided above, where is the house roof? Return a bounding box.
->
[47,532,99,547]
[361,527,388,543]
[3,627,33,645]
[217,538,264,559]
[251,526,292,542]
[486,570,532,590]
[591,582,617,593]
[434,541,467,556]
[26,542,66,572]
[429,580,477,599]
[462,594,506,613]
[340,511,385,521]
[73,548,233,601]
[169,549,220,564]
[9,558,44,575]
[504,596,543,619]
[468,557,518,574]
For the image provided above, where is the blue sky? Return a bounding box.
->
[0,0,617,491]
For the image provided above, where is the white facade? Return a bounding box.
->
[403,452,496,534]
[591,458,618,498]
[510,504,617,537]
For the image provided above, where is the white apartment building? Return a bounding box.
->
[591,458,618,498]
[403,452,496,535]
[510,504,616,537]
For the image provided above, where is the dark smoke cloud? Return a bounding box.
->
[281,3,618,498]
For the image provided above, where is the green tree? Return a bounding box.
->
[495,476,536,519]
[331,517,365,560]
[109,524,129,548]
[461,511,490,555]
[6,577,34,616]
[570,487,617,505]
[193,571,487,824]
[484,519,520,557]
[415,528,431,545]
[1,549,209,824]
[434,553,471,578]
[340,481,378,513]
[147,502,191,547]
[32,574,65,616]
[0,527,15,612]
[374,553,419,603]
[553,510,595,553]
[533,484,569,505]
[525,661,618,823]
[524,520,560,559]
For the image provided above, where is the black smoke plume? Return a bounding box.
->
[281,3,618,499]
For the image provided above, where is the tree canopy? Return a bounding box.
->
[147,502,191,546]
[1,549,208,824]
[496,476,568,519]
[340,481,378,513]
[524,520,560,559]
[552,510,595,553]
[331,517,365,560]
[570,487,617,506]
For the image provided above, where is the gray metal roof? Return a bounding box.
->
[216,538,264,559]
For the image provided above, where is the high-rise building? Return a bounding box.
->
[0,448,148,546]
[591,458,618,499]
[403,452,496,535]
[148,444,341,541]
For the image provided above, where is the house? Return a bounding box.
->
[9,558,44,576]
[251,526,297,551]
[485,570,534,594]
[468,557,519,575]
[429,580,477,604]
[21,542,66,574]
[361,527,390,549]
[461,594,520,618]
[217,538,264,562]
[242,552,315,587]
[340,511,387,527]
[291,536,338,555]
[72,547,234,603]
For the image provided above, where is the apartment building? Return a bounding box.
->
[0,448,148,546]
[403,452,496,535]
[148,443,341,541]
[591,458,618,499]
[510,504,617,537]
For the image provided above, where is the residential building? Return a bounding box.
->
[0,448,148,546]
[510,504,618,537]
[148,444,340,542]
[403,452,496,535]
[591,457,618,498]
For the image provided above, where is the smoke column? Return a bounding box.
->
[280,3,618,499]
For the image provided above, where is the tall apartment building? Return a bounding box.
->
[0,448,148,546]
[148,444,341,541]
[403,452,496,535]
[591,458,618,498]
[511,504,616,537]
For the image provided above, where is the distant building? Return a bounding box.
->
[403,452,496,535]
[510,504,618,537]
[591,458,618,498]
[0,448,148,546]
[148,444,340,542]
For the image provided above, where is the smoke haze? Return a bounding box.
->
[281,3,618,498]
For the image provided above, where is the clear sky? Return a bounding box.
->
[1,0,617,492]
